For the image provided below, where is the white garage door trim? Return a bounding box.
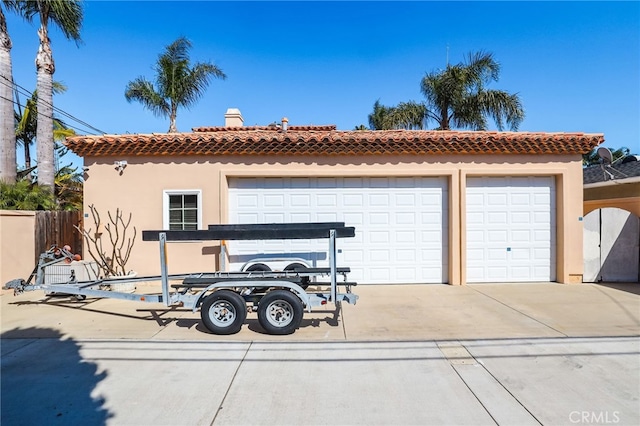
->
[466,176,556,283]
[228,176,449,284]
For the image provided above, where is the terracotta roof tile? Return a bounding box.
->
[64,127,603,158]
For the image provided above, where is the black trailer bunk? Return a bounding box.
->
[4,223,358,335]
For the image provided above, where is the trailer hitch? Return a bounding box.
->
[4,279,26,295]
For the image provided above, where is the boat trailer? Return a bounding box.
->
[4,223,358,335]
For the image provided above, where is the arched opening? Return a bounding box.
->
[583,208,640,282]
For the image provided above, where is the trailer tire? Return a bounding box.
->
[246,263,271,272]
[200,290,247,335]
[284,263,310,289]
[257,290,303,335]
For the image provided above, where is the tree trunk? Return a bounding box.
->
[36,24,55,190]
[168,102,178,132]
[24,141,31,169]
[0,10,16,183]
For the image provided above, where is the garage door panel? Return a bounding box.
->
[397,268,417,281]
[511,230,531,242]
[369,194,390,207]
[236,194,258,208]
[369,231,390,244]
[343,177,364,187]
[290,177,311,188]
[317,178,338,188]
[343,194,364,207]
[263,178,285,188]
[237,212,259,223]
[290,194,311,207]
[263,194,284,207]
[344,250,364,263]
[511,193,531,205]
[263,213,286,223]
[290,212,313,223]
[489,230,508,242]
[316,212,339,222]
[395,231,416,244]
[396,212,417,225]
[370,249,391,262]
[466,176,556,283]
[369,212,390,225]
[488,267,508,280]
[397,193,416,206]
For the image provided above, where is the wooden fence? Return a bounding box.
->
[34,211,84,263]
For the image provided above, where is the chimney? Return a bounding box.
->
[224,108,243,127]
[281,117,288,132]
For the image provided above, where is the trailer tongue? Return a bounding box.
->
[4,223,358,335]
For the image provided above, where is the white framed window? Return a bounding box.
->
[163,190,202,230]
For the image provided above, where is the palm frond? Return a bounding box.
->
[125,78,169,118]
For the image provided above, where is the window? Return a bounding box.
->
[163,190,202,230]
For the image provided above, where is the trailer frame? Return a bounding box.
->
[4,223,358,335]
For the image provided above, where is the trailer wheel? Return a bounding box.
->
[257,290,303,335]
[200,290,247,335]
[284,263,310,289]
[246,263,271,272]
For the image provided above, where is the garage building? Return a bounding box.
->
[65,110,602,285]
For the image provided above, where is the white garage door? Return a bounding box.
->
[466,176,556,283]
[228,177,448,284]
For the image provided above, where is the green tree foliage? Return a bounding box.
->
[15,82,73,171]
[370,51,524,131]
[0,163,83,211]
[0,179,55,210]
[125,36,226,132]
[54,164,82,211]
[368,100,395,130]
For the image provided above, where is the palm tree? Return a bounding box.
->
[368,100,427,130]
[24,0,82,191]
[15,82,71,171]
[125,36,226,133]
[420,51,524,131]
[0,1,25,184]
[368,100,395,130]
[386,101,427,130]
[54,164,82,211]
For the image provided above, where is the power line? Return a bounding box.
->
[0,75,108,135]
[0,94,102,136]
[4,77,107,134]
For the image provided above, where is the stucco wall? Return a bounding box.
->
[81,154,585,284]
[0,210,36,285]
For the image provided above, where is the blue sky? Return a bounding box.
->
[7,1,640,168]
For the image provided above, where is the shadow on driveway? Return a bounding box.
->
[1,327,112,425]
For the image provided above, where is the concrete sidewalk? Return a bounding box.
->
[1,283,639,425]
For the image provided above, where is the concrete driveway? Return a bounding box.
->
[2,282,639,425]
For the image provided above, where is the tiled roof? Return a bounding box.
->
[583,157,640,184]
[64,126,603,157]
